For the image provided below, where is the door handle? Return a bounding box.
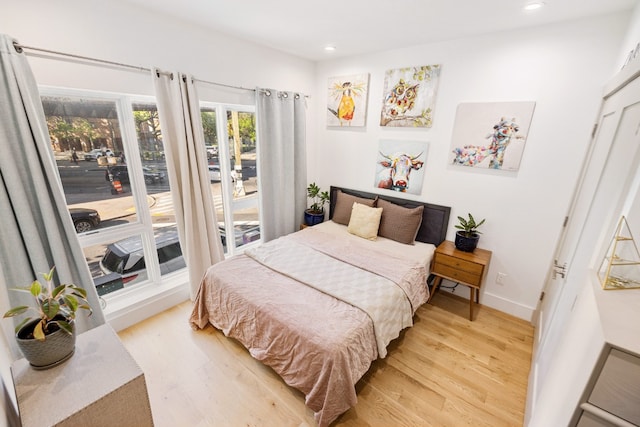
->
[553,260,567,279]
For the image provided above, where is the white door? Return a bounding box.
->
[526,64,640,422]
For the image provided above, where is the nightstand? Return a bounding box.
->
[429,240,492,320]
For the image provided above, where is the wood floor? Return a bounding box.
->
[118,291,534,427]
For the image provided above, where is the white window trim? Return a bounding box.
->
[40,86,190,328]
[202,101,260,257]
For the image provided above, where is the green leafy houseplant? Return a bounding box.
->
[4,266,92,341]
[455,213,485,237]
[454,213,486,252]
[304,183,330,226]
[306,182,329,214]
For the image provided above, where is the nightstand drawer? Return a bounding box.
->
[432,262,482,286]
[434,253,484,275]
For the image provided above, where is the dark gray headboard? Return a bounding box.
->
[329,186,451,246]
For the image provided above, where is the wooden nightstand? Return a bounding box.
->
[429,240,492,321]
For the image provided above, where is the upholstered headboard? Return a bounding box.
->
[329,186,451,246]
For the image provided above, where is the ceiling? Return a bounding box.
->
[118,0,638,61]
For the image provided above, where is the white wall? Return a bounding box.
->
[313,13,630,320]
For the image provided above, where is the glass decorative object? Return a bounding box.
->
[598,216,640,290]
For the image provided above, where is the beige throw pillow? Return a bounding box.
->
[347,202,383,240]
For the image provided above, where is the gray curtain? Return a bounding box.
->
[0,34,104,358]
[152,70,225,300]
[256,88,307,241]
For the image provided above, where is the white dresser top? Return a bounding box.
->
[590,273,640,357]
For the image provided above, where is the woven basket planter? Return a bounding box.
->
[16,317,76,370]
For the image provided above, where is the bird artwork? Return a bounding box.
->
[380,65,441,127]
[383,79,420,118]
[327,74,368,127]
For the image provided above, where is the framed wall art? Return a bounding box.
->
[374,139,428,195]
[380,64,441,128]
[449,101,536,171]
[327,73,369,127]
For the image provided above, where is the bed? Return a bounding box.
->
[190,186,451,426]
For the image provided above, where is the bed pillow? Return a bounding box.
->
[377,199,424,245]
[347,202,383,240]
[332,191,377,225]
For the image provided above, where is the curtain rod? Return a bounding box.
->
[14,42,152,74]
[192,77,255,93]
[12,42,256,93]
[192,77,309,98]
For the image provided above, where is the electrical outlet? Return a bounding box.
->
[496,272,507,285]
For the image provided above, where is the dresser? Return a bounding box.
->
[574,347,640,426]
[11,324,154,427]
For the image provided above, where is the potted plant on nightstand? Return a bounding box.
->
[3,266,92,369]
[304,182,330,226]
[454,213,485,252]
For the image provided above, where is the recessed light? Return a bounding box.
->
[324,45,336,52]
[524,2,545,11]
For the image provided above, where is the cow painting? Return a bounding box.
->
[377,151,424,192]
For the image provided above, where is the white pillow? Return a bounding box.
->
[347,202,383,240]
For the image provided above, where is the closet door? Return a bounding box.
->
[526,61,640,423]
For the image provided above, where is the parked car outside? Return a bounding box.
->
[219,223,260,248]
[97,223,259,291]
[106,165,165,185]
[84,148,114,161]
[205,145,218,157]
[208,165,237,182]
[99,226,185,285]
[69,207,101,233]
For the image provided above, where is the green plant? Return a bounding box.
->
[3,267,92,341]
[455,213,485,237]
[306,182,329,214]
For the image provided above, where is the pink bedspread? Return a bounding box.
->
[189,228,429,426]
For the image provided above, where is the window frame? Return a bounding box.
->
[200,101,260,256]
[39,86,187,309]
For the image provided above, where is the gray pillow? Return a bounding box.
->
[377,199,424,244]
[332,191,377,225]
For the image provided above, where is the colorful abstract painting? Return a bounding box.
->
[450,102,536,171]
[327,73,369,127]
[374,139,428,195]
[380,65,441,127]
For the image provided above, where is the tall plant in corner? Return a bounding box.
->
[304,182,330,226]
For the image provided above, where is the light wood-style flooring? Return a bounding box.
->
[118,291,534,426]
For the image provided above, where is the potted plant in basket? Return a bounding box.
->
[304,182,330,226]
[3,266,92,369]
[454,213,485,252]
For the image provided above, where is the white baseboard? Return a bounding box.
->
[482,291,535,322]
[437,279,535,322]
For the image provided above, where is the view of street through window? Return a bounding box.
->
[44,91,259,297]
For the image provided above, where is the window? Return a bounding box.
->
[200,104,260,254]
[41,87,260,307]
[42,88,184,300]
